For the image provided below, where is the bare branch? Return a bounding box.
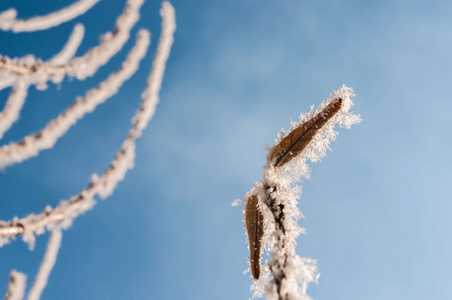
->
[0,0,99,33]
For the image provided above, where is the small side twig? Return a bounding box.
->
[0,0,144,81]
[27,229,63,300]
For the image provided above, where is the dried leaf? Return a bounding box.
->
[245,194,264,279]
[270,98,343,168]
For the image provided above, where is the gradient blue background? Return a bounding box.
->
[1,0,451,299]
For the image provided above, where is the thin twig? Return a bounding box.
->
[0,24,85,139]
[26,230,62,300]
[0,0,144,81]
[0,0,99,33]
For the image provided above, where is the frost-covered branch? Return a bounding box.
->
[0,23,85,89]
[0,0,99,33]
[0,83,27,140]
[0,2,176,248]
[0,24,85,139]
[0,29,150,169]
[26,230,62,300]
[0,0,144,84]
[48,24,85,65]
[4,271,26,300]
[239,86,361,299]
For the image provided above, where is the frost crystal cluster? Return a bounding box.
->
[0,1,176,299]
[237,85,361,299]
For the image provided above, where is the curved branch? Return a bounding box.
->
[0,24,85,140]
[0,30,150,169]
[0,0,144,82]
[0,2,176,246]
[0,0,99,33]
[0,83,27,140]
[48,24,85,65]
[26,230,62,300]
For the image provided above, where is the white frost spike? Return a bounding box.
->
[0,24,85,140]
[0,1,176,247]
[0,0,99,33]
[26,229,62,300]
[240,85,360,299]
[4,270,27,300]
[0,30,150,169]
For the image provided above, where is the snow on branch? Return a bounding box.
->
[0,0,99,33]
[0,83,27,140]
[0,0,144,85]
[0,24,85,140]
[26,229,62,300]
[0,29,150,169]
[48,24,85,65]
[239,86,361,299]
[4,271,26,300]
[0,1,176,248]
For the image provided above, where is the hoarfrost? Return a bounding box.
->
[239,85,360,299]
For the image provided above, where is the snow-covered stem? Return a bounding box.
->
[0,0,144,82]
[0,24,85,139]
[0,30,150,169]
[0,83,27,140]
[26,229,62,300]
[48,24,85,65]
[0,23,85,91]
[0,0,99,33]
[242,86,361,299]
[4,271,26,300]
[0,1,176,246]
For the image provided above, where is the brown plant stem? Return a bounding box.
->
[263,184,290,300]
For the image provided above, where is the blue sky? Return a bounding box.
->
[1,0,451,299]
